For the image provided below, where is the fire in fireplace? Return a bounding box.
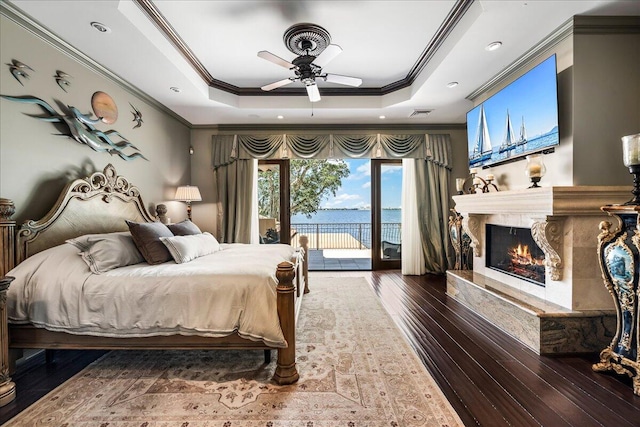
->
[486,224,546,285]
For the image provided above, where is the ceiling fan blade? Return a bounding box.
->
[306,83,321,102]
[261,78,294,91]
[324,73,362,87]
[314,44,342,68]
[257,51,295,69]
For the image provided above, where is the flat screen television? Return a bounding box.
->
[467,54,559,168]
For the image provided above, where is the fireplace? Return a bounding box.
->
[486,224,546,286]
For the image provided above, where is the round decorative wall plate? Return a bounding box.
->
[91,91,118,124]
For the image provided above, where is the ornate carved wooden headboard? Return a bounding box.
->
[0,164,156,274]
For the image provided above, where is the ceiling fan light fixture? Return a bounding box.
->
[306,83,321,103]
[284,23,331,56]
[258,23,361,103]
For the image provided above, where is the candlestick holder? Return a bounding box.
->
[624,164,640,205]
[482,176,499,192]
[622,133,640,205]
[525,154,546,188]
[455,178,465,195]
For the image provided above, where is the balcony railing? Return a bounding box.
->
[290,222,401,250]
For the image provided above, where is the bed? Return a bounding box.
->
[0,164,309,385]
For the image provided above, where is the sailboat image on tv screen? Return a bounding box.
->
[469,105,492,166]
[516,116,527,146]
[499,109,517,154]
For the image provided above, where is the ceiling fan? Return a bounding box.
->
[258,23,362,102]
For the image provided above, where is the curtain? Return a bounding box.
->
[401,158,426,275]
[212,133,428,167]
[250,159,259,244]
[412,134,453,274]
[212,135,254,243]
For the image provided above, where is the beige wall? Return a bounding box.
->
[573,31,640,186]
[0,15,192,224]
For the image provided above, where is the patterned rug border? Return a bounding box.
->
[6,276,463,427]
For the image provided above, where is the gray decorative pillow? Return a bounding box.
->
[167,220,202,236]
[66,232,144,274]
[160,232,221,264]
[126,220,174,265]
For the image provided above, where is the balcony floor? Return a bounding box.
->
[307,249,371,270]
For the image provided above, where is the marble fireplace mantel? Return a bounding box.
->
[452,186,628,282]
[447,186,629,354]
[453,186,629,216]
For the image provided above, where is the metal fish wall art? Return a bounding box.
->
[130,103,143,129]
[7,59,33,86]
[0,95,147,161]
[54,70,72,92]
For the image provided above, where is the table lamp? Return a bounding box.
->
[175,185,201,221]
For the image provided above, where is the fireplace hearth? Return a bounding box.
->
[486,224,545,285]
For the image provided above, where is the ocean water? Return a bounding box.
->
[291,209,401,224]
[291,209,401,248]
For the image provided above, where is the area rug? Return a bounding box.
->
[6,277,463,426]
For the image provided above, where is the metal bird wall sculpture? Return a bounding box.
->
[54,70,72,92]
[0,95,147,161]
[7,59,33,86]
[130,103,143,129]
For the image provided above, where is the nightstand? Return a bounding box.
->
[0,276,15,406]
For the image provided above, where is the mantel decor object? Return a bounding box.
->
[461,168,498,194]
[175,185,202,221]
[525,153,546,188]
[622,133,640,205]
[592,204,640,395]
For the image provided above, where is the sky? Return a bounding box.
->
[320,158,403,209]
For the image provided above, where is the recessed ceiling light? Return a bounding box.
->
[379,115,386,119]
[277,115,284,119]
[90,22,111,33]
[169,87,181,93]
[446,81,459,88]
[485,41,502,51]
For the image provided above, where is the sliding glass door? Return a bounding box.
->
[372,160,402,270]
[257,160,290,245]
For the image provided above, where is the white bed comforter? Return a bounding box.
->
[7,243,299,348]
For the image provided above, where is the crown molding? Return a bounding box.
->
[572,15,640,34]
[0,0,192,128]
[206,123,466,133]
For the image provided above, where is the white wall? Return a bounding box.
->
[0,15,192,224]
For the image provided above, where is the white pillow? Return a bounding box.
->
[66,232,145,274]
[160,232,221,264]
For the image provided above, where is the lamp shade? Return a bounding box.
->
[174,185,202,202]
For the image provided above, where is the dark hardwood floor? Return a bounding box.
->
[1,271,638,426]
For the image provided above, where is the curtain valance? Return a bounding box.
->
[212,133,452,169]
